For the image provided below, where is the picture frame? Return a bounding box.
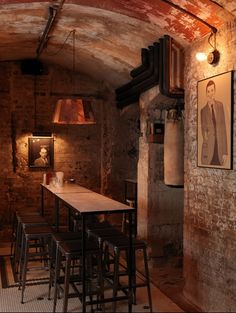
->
[197,71,233,169]
[28,137,54,169]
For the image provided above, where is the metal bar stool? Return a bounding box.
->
[10,211,41,257]
[13,213,49,276]
[86,223,126,273]
[53,237,103,313]
[19,225,53,304]
[104,235,152,313]
[48,231,82,300]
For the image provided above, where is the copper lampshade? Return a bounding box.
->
[52,98,96,124]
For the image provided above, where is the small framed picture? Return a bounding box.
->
[28,137,54,168]
[197,71,233,169]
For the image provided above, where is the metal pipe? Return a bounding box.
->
[160,0,217,33]
[36,0,65,57]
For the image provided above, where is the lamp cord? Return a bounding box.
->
[72,29,76,94]
[208,31,216,50]
[34,75,37,131]
[44,30,74,56]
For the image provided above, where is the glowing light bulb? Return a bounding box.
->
[196,52,207,61]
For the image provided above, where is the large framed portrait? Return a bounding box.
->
[197,71,233,169]
[28,137,54,168]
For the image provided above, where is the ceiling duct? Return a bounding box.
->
[159,35,184,98]
[116,35,185,109]
[116,43,159,108]
[130,48,150,78]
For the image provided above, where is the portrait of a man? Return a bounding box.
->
[28,137,54,168]
[34,146,49,167]
[197,71,232,169]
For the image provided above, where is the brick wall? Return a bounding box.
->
[0,61,139,239]
[184,21,236,311]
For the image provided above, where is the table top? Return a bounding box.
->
[55,191,134,214]
[41,183,92,194]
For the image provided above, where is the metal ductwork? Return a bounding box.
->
[115,35,185,109]
[130,48,150,78]
[116,43,159,109]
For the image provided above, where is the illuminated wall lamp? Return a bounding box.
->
[196,30,220,65]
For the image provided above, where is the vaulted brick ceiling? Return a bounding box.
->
[0,0,235,86]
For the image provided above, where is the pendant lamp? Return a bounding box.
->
[52,30,95,125]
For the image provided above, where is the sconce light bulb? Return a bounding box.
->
[196,52,207,61]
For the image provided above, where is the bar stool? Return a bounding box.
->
[86,222,125,272]
[104,235,152,313]
[10,211,41,257]
[48,231,82,300]
[121,199,137,236]
[53,237,103,313]
[19,225,54,304]
[13,213,49,276]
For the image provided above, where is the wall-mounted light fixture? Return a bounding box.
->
[196,30,220,65]
[159,0,220,66]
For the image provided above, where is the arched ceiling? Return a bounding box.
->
[0,0,235,87]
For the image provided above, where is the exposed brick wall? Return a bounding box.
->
[0,61,139,239]
[184,21,236,311]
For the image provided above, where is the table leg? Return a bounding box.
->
[82,215,86,312]
[55,197,60,232]
[128,211,133,313]
[41,185,44,216]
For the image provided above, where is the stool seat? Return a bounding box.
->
[105,236,147,249]
[52,231,82,242]
[87,226,124,240]
[59,238,100,255]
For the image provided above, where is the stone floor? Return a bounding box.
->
[0,241,199,313]
[147,255,200,312]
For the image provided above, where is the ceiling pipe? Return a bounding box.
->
[36,0,65,57]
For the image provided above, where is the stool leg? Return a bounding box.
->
[63,254,71,313]
[143,247,152,313]
[21,237,29,304]
[112,249,120,313]
[18,230,26,288]
[48,240,56,300]
[53,244,62,313]
[10,213,17,257]
[14,219,22,275]
[132,248,137,305]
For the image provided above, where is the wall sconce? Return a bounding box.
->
[196,30,220,65]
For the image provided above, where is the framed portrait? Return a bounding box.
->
[197,71,233,169]
[28,137,54,169]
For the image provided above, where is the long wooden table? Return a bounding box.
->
[41,183,135,312]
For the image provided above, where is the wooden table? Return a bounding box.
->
[41,183,135,312]
[41,183,93,230]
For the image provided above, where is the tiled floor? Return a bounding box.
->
[0,241,199,312]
